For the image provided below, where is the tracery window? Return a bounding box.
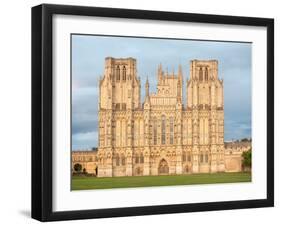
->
[116,66,120,81]
[122,66,126,80]
[140,153,144,163]
[188,153,191,162]
[134,120,139,146]
[116,154,120,166]
[199,67,203,81]
[170,117,174,144]
[205,67,208,81]
[121,154,125,165]
[205,154,209,163]
[135,154,139,164]
[115,103,120,110]
[153,117,157,145]
[161,115,166,145]
[182,151,186,162]
[200,154,204,163]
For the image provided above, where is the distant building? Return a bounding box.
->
[72,57,251,177]
[224,140,252,172]
[72,150,98,175]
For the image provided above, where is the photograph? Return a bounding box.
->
[71,34,252,190]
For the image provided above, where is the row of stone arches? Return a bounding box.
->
[133,158,170,176]
[73,159,193,176]
[158,159,191,174]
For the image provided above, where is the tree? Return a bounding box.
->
[74,163,82,172]
[242,149,252,169]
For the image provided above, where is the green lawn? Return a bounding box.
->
[71,172,251,190]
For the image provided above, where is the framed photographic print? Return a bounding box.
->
[31,4,274,221]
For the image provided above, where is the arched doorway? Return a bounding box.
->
[158,159,169,175]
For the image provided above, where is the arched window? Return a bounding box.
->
[122,66,126,80]
[153,117,157,145]
[116,66,120,81]
[134,120,139,146]
[121,154,125,165]
[205,154,209,163]
[188,153,191,162]
[169,117,174,144]
[182,152,186,162]
[199,67,203,81]
[205,67,208,81]
[200,154,204,163]
[135,154,139,164]
[161,115,166,145]
[116,154,120,166]
[140,153,144,163]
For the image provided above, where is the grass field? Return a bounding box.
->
[71,172,251,190]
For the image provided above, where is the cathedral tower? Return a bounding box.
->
[99,57,141,110]
[187,60,224,173]
[98,57,141,177]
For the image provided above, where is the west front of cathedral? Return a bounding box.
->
[96,57,225,177]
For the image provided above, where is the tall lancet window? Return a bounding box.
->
[161,115,166,145]
[153,117,157,145]
[116,154,120,166]
[169,117,174,144]
[122,66,126,80]
[205,67,208,81]
[121,154,125,165]
[116,66,120,81]
[140,153,144,163]
[199,67,203,81]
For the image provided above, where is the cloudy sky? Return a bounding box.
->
[72,34,252,150]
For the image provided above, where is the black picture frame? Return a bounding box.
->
[31,3,274,222]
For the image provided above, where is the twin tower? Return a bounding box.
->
[97,57,224,177]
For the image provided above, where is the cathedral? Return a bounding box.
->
[96,57,225,177]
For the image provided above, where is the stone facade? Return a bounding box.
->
[224,141,252,172]
[72,57,251,177]
[72,140,251,175]
[72,151,98,175]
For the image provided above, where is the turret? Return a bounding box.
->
[178,64,183,82]
[144,77,150,105]
[157,63,163,82]
[177,79,181,102]
[145,77,149,98]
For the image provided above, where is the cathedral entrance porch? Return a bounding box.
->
[158,159,169,175]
